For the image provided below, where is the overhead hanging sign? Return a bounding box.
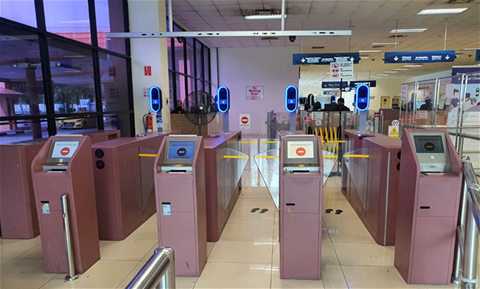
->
[350,80,377,88]
[322,81,348,89]
[293,53,360,65]
[452,66,480,84]
[476,50,480,62]
[384,50,456,64]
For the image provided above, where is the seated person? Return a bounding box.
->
[171,100,184,114]
[335,98,350,112]
[419,98,432,111]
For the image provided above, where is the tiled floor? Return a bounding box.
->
[0,176,465,288]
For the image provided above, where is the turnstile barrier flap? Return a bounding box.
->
[254,149,280,210]
[342,147,370,211]
[139,146,158,211]
[217,148,250,210]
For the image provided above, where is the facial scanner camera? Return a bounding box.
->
[289,36,296,43]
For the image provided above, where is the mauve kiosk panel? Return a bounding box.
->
[279,135,323,280]
[155,136,207,277]
[31,136,100,274]
[0,131,119,240]
[394,129,462,285]
[91,131,178,240]
[203,131,241,241]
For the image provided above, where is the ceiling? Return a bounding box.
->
[170,0,480,87]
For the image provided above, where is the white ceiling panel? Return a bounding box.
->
[170,0,480,83]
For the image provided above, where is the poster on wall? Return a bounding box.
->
[401,84,408,101]
[246,86,264,100]
[239,114,251,129]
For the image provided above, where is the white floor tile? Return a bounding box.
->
[17,244,43,259]
[322,264,349,289]
[207,242,215,257]
[195,263,272,289]
[208,240,273,263]
[342,266,427,289]
[0,259,56,289]
[0,237,41,259]
[125,222,159,241]
[324,216,376,244]
[41,260,138,288]
[334,243,394,266]
[271,266,325,288]
[220,223,274,242]
[99,239,157,261]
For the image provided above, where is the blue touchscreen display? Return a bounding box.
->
[168,141,195,159]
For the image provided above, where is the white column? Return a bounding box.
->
[128,0,171,134]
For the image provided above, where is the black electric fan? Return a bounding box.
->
[183,90,217,136]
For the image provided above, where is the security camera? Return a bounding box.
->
[177,37,184,43]
[289,36,296,43]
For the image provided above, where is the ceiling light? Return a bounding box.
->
[376,74,389,76]
[404,65,422,67]
[384,71,398,73]
[463,48,480,51]
[360,56,369,59]
[372,42,400,45]
[245,14,286,20]
[359,50,382,53]
[390,28,427,33]
[394,68,408,71]
[417,8,468,15]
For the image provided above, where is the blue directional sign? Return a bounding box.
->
[384,51,456,64]
[322,81,348,89]
[350,80,377,88]
[293,53,360,65]
[476,50,480,62]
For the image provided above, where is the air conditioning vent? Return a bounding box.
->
[447,0,475,3]
[261,37,279,41]
[372,45,385,48]
[389,35,408,38]
[312,46,325,49]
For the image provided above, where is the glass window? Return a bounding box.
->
[56,116,97,132]
[186,38,194,76]
[197,80,204,93]
[98,52,130,112]
[174,38,184,74]
[205,82,211,94]
[176,74,186,106]
[187,77,195,96]
[103,112,131,137]
[95,0,126,54]
[47,38,96,114]
[204,47,210,82]
[195,40,203,79]
[0,25,46,131]
[0,119,49,144]
[167,38,173,70]
[44,0,91,44]
[169,71,175,109]
[0,0,37,27]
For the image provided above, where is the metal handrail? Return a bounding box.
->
[126,247,175,289]
[453,159,480,289]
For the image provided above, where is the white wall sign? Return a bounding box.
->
[330,61,354,79]
[388,126,399,139]
[445,83,455,99]
[401,84,408,101]
[239,113,251,129]
[416,111,428,119]
[246,86,264,100]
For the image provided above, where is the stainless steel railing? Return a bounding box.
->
[126,247,175,289]
[453,159,480,289]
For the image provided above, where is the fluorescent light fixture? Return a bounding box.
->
[394,68,408,71]
[404,64,422,67]
[463,48,480,51]
[417,8,468,15]
[390,28,427,33]
[359,50,382,53]
[376,74,389,76]
[360,56,370,59]
[245,14,286,20]
[372,42,400,45]
[384,71,398,74]
[59,20,89,24]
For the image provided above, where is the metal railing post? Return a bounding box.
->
[61,195,78,281]
[453,169,470,284]
[126,247,175,289]
[462,200,479,289]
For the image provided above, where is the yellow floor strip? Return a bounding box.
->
[343,154,370,158]
[323,155,338,159]
[240,141,258,144]
[224,155,249,159]
[139,154,157,158]
[260,141,278,144]
[254,156,279,159]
